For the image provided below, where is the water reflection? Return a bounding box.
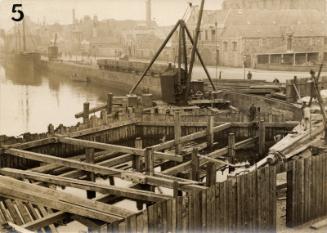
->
[0,65,124,136]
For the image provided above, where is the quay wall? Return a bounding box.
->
[44,61,162,97]
[217,91,302,121]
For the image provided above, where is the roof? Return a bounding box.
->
[220,9,327,38]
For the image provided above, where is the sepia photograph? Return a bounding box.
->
[0,0,327,232]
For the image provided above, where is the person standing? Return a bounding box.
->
[249,104,257,121]
[247,71,253,80]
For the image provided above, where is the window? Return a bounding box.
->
[223,41,228,51]
[324,37,327,46]
[205,30,208,41]
[232,41,237,51]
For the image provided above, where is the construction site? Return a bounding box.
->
[1,0,327,233]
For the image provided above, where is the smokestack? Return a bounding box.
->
[72,9,76,24]
[146,0,152,27]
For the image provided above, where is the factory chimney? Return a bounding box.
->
[72,9,76,24]
[146,0,152,27]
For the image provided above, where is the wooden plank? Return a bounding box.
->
[14,201,32,224]
[153,123,232,151]
[7,222,34,233]
[286,160,296,227]
[5,148,123,176]
[0,168,170,203]
[57,136,144,155]
[297,159,305,225]
[201,190,207,231]
[304,157,312,223]
[0,176,130,223]
[22,211,68,231]
[4,199,24,225]
[311,217,327,230]
[136,213,144,233]
[0,201,14,223]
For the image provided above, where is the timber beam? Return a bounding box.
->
[0,168,171,203]
[56,136,182,162]
[153,123,232,151]
[162,137,258,175]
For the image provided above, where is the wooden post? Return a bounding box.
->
[133,138,143,171]
[174,111,182,154]
[107,93,113,114]
[85,148,96,199]
[228,133,236,163]
[259,120,266,156]
[100,110,107,124]
[207,115,215,148]
[191,148,199,181]
[206,162,216,187]
[173,181,179,198]
[145,147,154,176]
[83,102,90,123]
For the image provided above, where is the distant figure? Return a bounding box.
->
[273,78,280,85]
[247,71,253,80]
[165,63,173,72]
[249,104,257,121]
[302,102,310,131]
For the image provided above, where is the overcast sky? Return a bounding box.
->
[0,0,223,30]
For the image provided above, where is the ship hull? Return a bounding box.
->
[3,52,42,85]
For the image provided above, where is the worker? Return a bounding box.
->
[302,101,310,131]
[249,104,257,121]
[247,71,253,80]
[273,78,280,85]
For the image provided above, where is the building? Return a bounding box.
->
[222,0,326,12]
[184,0,327,69]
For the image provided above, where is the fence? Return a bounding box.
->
[101,165,277,233]
[286,154,327,227]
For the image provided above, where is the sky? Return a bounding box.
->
[0,0,223,30]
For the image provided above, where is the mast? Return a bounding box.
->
[22,17,26,52]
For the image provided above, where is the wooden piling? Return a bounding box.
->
[83,102,90,124]
[145,148,154,176]
[107,93,113,114]
[133,138,143,171]
[85,148,96,199]
[206,162,216,187]
[259,120,266,156]
[207,115,215,148]
[174,111,182,154]
[228,133,236,163]
[191,148,199,181]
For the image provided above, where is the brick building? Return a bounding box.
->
[184,0,327,68]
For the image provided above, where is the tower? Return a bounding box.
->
[146,0,152,27]
[72,9,76,24]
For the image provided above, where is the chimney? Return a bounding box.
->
[146,0,152,27]
[72,9,76,24]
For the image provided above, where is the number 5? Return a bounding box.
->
[11,4,24,22]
